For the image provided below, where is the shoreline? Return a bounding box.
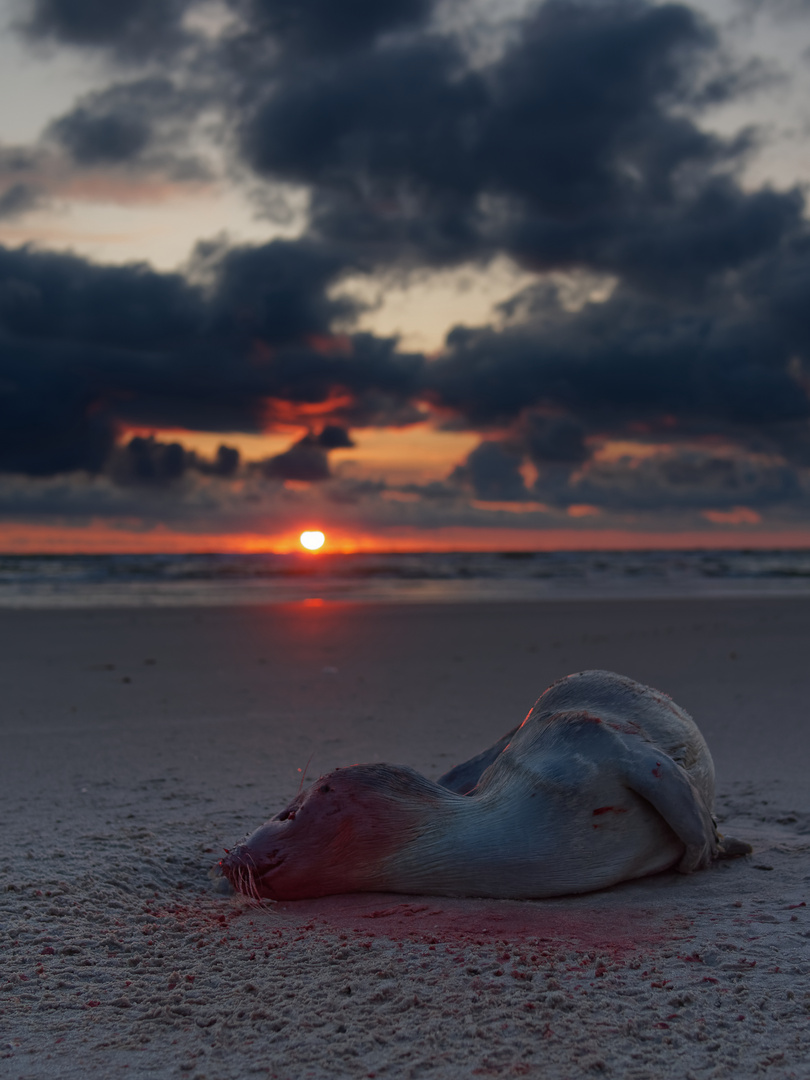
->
[3,580,810,609]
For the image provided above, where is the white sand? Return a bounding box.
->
[1,598,808,1079]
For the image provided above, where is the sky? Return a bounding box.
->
[1,0,810,553]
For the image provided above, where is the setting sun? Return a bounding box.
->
[300,530,326,551]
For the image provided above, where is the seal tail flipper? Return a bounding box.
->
[715,834,752,859]
[438,726,520,794]
[619,741,718,873]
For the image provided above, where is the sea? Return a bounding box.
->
[1,549,810,607]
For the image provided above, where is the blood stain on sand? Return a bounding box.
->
[270,893,681,957]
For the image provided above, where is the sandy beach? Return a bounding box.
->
[1,596,808,1079]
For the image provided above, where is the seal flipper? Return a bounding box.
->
[619,739,717,872]
[438,726,520,794]
[715,833,752,859]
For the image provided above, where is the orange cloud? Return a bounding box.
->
[264,394,356,425]
[701,507,762,525]
[567,504,601,518]
[305,334,353,356]
[470,500,550,513]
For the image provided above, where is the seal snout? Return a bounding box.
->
[220,845,251,875]
[220,847,271,900]
[219,845,253,888]
[219,822,291,898]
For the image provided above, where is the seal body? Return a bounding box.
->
[221,670,732,901]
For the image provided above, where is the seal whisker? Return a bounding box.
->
[235,866,257,907]
[296,751,315,797]
[246,866,261,905]
[232,861,258,907]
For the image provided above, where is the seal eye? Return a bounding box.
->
[319,784,332,794]
[277,808,296,821]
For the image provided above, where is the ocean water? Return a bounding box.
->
[0,549,809,607]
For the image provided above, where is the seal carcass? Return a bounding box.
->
[220,670,748,900]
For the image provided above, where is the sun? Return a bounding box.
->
[300,530,325,551]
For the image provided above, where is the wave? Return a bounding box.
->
[0,549,809,606]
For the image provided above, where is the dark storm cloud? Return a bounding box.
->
[565,450,803,512]
[0,245,201,348]
[449,413,590,503]
[0,335,117,477]
[27,0,436,63]
[8,0,810,521]
[0,241,422,478]
[317,424,355,449]
[256,426,354,482]
[242,37,481,192]
[447,432,806,514]
[227,0,434,58]
[23,0,195,59]
[433,226,810,510]
[259,434,331,482]
[52,110,149,166]
[0,183,44,219]
[523,415,589,465]
[239,0,802,291]
[21,0,806,293]
[108,435,241,486]
[428,269,810,433]
[197,237,358,347]
[0,148,50,219]
[451,441,529,503]
[46,78,210,178]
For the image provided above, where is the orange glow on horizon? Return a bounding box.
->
[3,521,810,555]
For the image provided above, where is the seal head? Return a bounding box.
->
[221,763,448,900]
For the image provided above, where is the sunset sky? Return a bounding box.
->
[1,0,810,552]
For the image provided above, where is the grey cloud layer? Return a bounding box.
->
[3,0,810,526]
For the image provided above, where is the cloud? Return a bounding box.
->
[0,239,423,476]
[0,183,45,220]
[423,221,810,515]
[523,414,589,465]
[108,435,241,485]
[427,269,810,433]
[0,138,209,218]
[259,433,331,481]
[4,0,810,532]
[316,424,354,449]
[735,0,810,19]
[565,448,802,511]
[22,0,196,59]
[51,108,150,166]
[227,0,434,59]
[16,0,807,291]
[25,0,436,66]
[451,441,529,503]
[0,336,117,476]
[237,0,802,294]
[0,147,51,220]
[196,236,359,346]
[256,424,354,481]
[45,78,211,181]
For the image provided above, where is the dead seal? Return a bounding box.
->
[220,670,749,900]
